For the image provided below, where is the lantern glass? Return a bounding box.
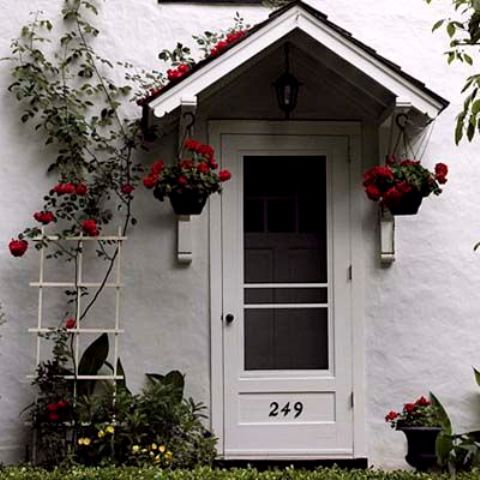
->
[274,72,300,119]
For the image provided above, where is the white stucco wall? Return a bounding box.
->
[0,0,479,469]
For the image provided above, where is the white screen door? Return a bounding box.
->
[220,132,353,459]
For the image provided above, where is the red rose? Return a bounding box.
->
[151,160,165,175]
[9,239,28,257]
[404,403,416,414]
[48,413,60,422]
[46,403,58,412]
[53,182,75,195]
[120,184,135,194]
[81,219,99,237]
[198,144,214,160]
[65,317,76,329]
[143,175,159,189]
[33,211,55,225]
[415,396,430,407]
[396,182,412,194]
[177,64,190,74]
[385,410,399,422]
[75,183,88,196]
[177,175,188,186]
[209,159,218,170]
[218,169,232,182]
[383,186,402,205]
[197,162,210,174]
[365,184,382,201]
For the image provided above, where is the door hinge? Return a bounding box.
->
[348,265,353,281]
[350,392,354,408]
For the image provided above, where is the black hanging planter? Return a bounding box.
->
[397,426,441,471]
[386,191,424,216]
[168,190,208,215]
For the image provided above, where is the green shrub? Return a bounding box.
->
[1,466,480,480]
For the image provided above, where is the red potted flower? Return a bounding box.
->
[363,157,448,215]
[143,139,231,215]
[386,395,443,471]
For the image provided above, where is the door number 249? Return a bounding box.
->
[269,401,303,418]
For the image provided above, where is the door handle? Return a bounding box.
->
[225,313,235,324]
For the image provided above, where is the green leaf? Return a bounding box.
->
[465,54,474,65]
[78,333,109,396]
[436,431,454,466]
[432,19,445,32]
[455,120,464,144]
[473,367,480,387]
[430,392,452,435]
[447,22,456,38]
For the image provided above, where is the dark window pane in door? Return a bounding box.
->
[244,308,329,370]
[267,198,296,232]
[244,156,327,284]
[244,288,328,304]
[245,199,264,232]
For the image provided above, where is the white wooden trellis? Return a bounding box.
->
[28,227,126,383]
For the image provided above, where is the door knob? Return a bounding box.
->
[225,313,235,324]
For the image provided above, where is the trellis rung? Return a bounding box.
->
[29,282,123,288]
[32,235,127,241]
[26,374,125,380]
[28,328,124,334]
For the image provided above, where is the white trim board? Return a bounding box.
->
[149,4,446,120]
[208,120,366,459]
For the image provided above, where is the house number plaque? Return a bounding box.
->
[269,401,303,418]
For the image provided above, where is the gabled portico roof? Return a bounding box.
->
[145,0,449,122]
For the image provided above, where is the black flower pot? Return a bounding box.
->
[169,190,208,215]
[387,191,424,216]
[397,426,441,471]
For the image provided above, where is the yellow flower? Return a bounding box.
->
[132,445,140,453]
[105,425,115,434]
[97,430,105,439]
[78,437,91,446]
[154,455,161,463]
[165,450,173,460]
[150,443,157,450]
[158,445,166,453]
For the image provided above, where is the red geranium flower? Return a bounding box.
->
[365,184,382,201]
[404,403,416,414]
[179,160,194,170]
[218,169,232,182]
[383,186,402,205]
[197,162,210,174]
[396,181,412,195]
[435,163,448,184]
[385,410,399,422]
[48,413,60,422]
[143,175,159,189]
[415,396,430,407]
[9,239,28,257]
[151,160,165,175]
[177,175,188,186]
[46,403,58,412]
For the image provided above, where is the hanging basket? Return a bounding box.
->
[386,191,423,216]
[169,190,208,215]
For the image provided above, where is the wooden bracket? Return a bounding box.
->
[380,208,395,264]
[177,215,193,264]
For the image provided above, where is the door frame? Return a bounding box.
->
[208,120,366,459]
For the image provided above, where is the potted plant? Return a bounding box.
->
[363,157,448,215]
[143,139,232,215]
[386,395,444,471]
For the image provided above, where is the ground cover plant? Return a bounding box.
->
[1,466,480,480]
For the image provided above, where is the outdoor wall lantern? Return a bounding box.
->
[274,43,302,119]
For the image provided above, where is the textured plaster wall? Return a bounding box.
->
[0,0,479,469]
